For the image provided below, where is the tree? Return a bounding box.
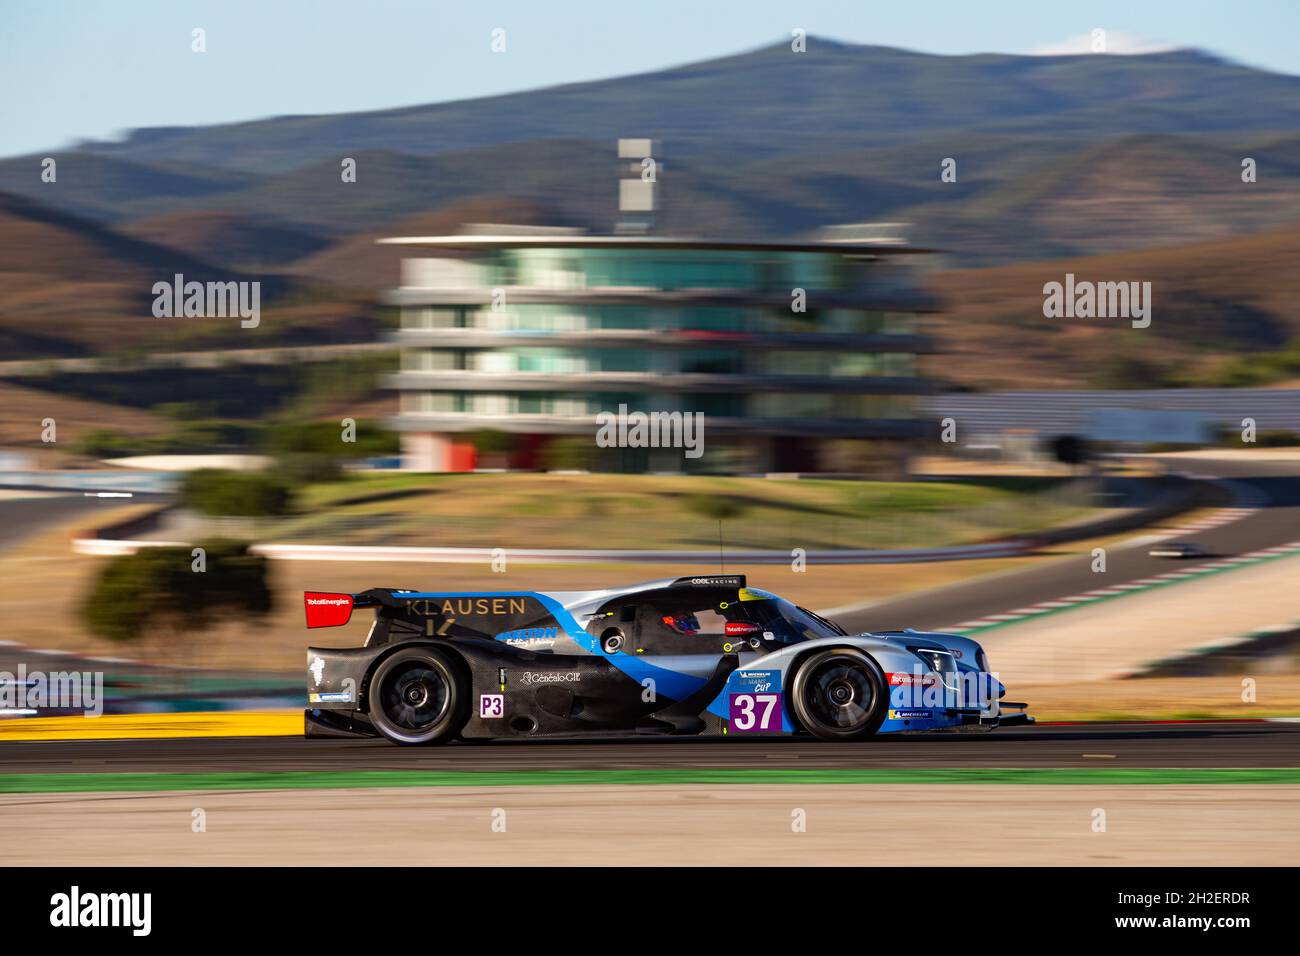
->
[261,419,400,484]
[1049,435,1088,466]
[180,468,292,516]
[80,540,273,664]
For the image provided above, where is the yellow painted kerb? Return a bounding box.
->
[0,711,302,741]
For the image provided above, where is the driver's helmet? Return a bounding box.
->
[662,612,701,634]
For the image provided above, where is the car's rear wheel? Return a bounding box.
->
[789,648,886,741]
[367,647,467,745]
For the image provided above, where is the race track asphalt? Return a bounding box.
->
[1,721,1295,774]
[0,492,138,550]
[836,455,1300,632]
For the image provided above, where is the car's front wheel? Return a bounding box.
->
[789,648,886,741]
[367,647,467,745]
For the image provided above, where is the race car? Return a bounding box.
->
[303,574,1031,745]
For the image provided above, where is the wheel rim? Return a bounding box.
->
[378,662,450,732]
[802,658,876,732]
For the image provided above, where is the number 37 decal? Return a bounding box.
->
[729,692,781,733]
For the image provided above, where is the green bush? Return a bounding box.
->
[470,429,516,454]
[75,420,265,459]
[165,419,262,453]
[1208,342,1300,387]
[75,429,151,459]
[180,469,292,516]
[684,493,746,521]
[1254,429,1300,447]
[1088,355,1176,389]
[270,453,343,485]
[263,419,397,459]
[80,539,272,645]
[540,437,594,471]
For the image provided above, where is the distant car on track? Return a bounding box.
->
[303,575,1030,745]
[1148,541,1210,559]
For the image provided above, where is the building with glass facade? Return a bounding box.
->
[382,232,937,473]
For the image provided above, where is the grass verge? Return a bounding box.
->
[3,768,1299,793]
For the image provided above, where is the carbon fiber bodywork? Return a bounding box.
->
[304,575,1029,742]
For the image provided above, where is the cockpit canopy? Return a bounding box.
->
[589,582,845,652]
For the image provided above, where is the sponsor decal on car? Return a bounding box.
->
[303,592,353,628]
[889,709,931,720]
[733,669,780,692]
[887,671,938,687]
[309,691,354,704]
[407,597,528,617]
[518,671,581,685]
[309,656,325,686]
[495,626,558,649]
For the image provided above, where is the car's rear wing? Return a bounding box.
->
[304,591,357,628]
[305,588,448,647]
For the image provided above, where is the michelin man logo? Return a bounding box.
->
[309,656,325,686]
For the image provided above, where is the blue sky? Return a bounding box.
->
[3,0,1298,158]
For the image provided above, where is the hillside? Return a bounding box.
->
[0,380,167,447]
[291,196,586,288]
[0,192,368,359]
[927,223,1300,389]
[0,190,228,282]
[123,211,331,270]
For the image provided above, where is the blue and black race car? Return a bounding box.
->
[303,574,1031,745]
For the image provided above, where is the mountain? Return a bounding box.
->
[2,40,1298,266]
[70,41,1300,175]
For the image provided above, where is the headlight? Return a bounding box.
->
[909,647,961,676]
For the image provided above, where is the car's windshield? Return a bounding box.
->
[740,596,846,642]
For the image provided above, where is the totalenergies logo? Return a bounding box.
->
[304,592,354,629]
[888,672,937,687]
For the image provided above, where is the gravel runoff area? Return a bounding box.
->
[4,783,1297,866]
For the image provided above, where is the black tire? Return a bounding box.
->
[367,647,467,745]
[789,648,886,741]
